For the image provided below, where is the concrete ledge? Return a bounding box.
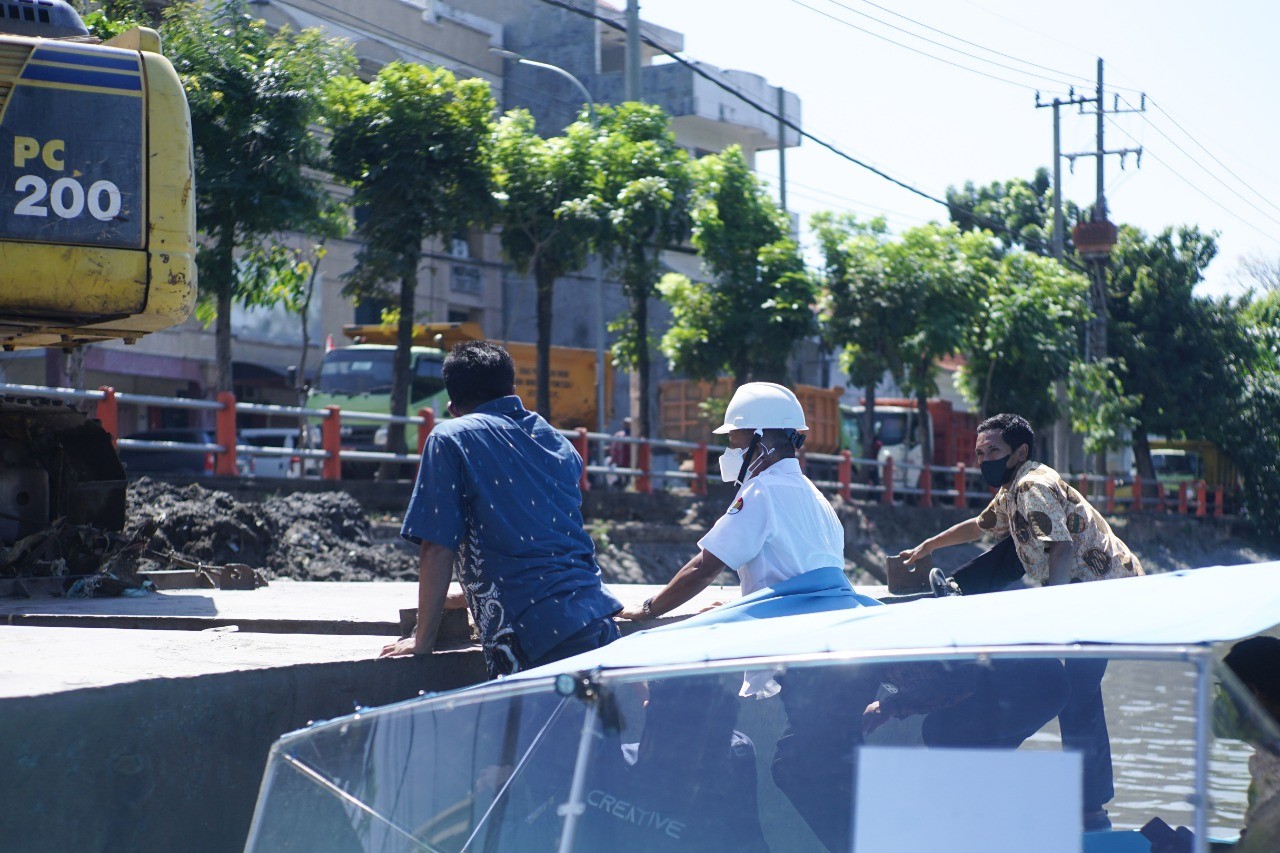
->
[0,626,486,853]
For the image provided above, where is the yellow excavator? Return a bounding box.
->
[0,1,195,544]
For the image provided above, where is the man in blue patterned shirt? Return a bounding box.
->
[380,341,621,677]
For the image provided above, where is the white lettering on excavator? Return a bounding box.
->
[586,789,686,840]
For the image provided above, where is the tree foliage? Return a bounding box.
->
[164,0,352,392]
[591,103,692,437]
[659,146,814,387]
[893,223,993,463]
[1105,225,1252,479]
[957,252,1090,431]
[813,214,915,458]
[947,169,1082,257]
[326,62,496,464]
[492,110,600,419]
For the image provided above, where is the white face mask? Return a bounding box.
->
[719,447,746,483]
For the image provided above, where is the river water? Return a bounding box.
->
[1019,658,1251,839]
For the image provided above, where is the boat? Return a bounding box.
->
[245,563,1280,852]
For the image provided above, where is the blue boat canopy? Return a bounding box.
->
[516,562,1280,679]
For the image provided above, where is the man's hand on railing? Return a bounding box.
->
[899,542,931,565]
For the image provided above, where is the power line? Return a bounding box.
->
[1105,111,1280,233]
[787,0,1064,93]
[1141,97,1280,220]
[1106,120,1280,247]
[537,0,1072,261]
[846,0,1097,88]
[814,0,1090,91]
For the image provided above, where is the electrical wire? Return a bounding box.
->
[1106,119,1280,247]
[787,0,1067,93]
[534,0,1070,261]
[1105,110,1280,233]
[814,0,1093,91]
[846,0,1099,87]
[1142,97,1280,220]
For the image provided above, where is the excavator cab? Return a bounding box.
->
[0,1,196,546]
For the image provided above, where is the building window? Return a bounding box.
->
[450,264,482,296]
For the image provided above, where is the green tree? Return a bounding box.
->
[892,223,993,465]
[947,169,1083,257]
[1106,225,1253,481]
[327,62,497,465]
[163,1,352,393]
[659,146,814,387]
[813,213,914,460]
[492,110,599,420]
[957,251,1090,432]
[592,103,692,438]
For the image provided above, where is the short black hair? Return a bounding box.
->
[443,341,515,408]
[978,413,1035,456]
[1225,636,1280,704]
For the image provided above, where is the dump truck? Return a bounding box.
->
[0,3,197,542]
[306,323,612,469]
[659,379,844,452]
[841,398,980,490]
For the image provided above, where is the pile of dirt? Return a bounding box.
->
[125,479,416,581]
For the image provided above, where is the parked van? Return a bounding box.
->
[237,427,317,479]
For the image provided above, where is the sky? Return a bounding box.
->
[635,0,1280,296]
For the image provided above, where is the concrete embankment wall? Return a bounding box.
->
[1,648,484,853]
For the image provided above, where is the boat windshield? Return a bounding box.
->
[246,648,1275,852]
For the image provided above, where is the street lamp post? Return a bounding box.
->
[491,48,607,441]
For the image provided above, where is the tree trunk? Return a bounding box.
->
[381,251,418,480]
[862,381,877,462]
[212,234,236,395]
[633,289,650,438]
[534,258,554,421]
[1132,425,1156,504]
[916,383,932,469]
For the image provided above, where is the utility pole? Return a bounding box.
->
[1036,59,1144,471]
[1060,58,1144,363]
[625,0,641,101]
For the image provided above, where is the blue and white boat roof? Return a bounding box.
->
[511,562,1280,681]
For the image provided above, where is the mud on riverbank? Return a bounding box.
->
[121,480,1277,586]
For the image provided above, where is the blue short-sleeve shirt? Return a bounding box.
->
[401,395,621,673]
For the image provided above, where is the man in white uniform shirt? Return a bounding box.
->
[620,383,872,852]
[618,382,846,621]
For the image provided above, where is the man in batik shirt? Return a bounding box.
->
[900,412,1142,830]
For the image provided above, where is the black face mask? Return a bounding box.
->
[980,453,1019,489]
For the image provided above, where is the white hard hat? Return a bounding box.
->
[713,382,808,434]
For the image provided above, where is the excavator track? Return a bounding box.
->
[0,396,126,545]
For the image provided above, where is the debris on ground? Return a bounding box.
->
[124,479,415,581]
[0,479,416,584]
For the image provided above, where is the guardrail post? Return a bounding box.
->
[416,407,435,454]
[1155,482,1167,513]
[214,391,238,477]
[920,465,933,508]
[1214,484,1224,518]
[1105,476,1115,513]
[95,385,118,442]
[693,443,707,497]
[1196,480,1207,517]
[573,428,590,493]
[838,450,852,501]
[1132,474,1143,513]
[1177,481,1188,515]
[321,406,343,481]
[954,463,966,509]
[882,456,895,505]
[636,442,652,495]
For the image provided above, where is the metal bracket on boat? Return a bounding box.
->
[554,671,601,701]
